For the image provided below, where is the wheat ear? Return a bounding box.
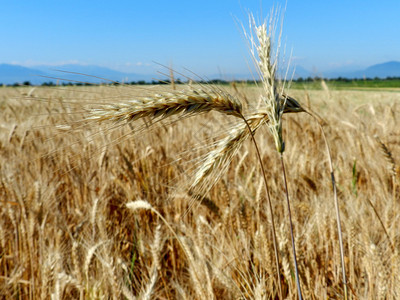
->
[87,88,242,124]
[375,136,397,196]
[190,112,268,194]
[249,10,303,299]
[126,200,210,298]
[240,115,283,299]
[190,95,302,195]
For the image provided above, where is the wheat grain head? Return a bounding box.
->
[86,87,243,125]
[190,112,268,195]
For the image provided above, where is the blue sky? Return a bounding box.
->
[2,0,400,77]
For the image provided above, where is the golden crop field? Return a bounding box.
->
[0,83,399,299]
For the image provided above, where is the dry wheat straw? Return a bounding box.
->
[84,242,104,281]
[126,200,209,293]
[3,64,400,299]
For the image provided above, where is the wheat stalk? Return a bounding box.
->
[304,110,349,299]
[247,9,304,299]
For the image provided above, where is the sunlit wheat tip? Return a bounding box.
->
[247,12,288,153]
[126,200,153,211]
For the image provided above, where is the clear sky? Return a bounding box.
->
[2,0,400,77]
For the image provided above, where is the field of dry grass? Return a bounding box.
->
[1,84,399,299]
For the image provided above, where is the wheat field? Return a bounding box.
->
[0,84,399,299]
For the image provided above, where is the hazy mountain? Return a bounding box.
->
[1,61,400,85]
[0,64,155,85]
[0,64,48,85]
[322,61,400,79]
[286,61,400,79]
[288,65,314,79]
[34,64,156,83]
[361,61,400,78]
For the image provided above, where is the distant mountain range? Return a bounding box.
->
[0,64,156,85]
[1,61,400,85]
[292,61,400,79]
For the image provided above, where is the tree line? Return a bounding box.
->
[2,76,400,87]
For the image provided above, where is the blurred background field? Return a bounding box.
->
[1,84,399,299]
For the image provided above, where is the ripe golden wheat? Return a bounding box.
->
[2,6,400,300]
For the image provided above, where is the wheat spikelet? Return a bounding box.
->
[248,12,285,152]
[180,237,209,300]
[173,281,190,300]
[142,224,163,299]
[260,225,274,277]
[190,112,268,195]
[90,197,100,236]
[280,240,292,291]
[126,200,166,298]
[71,240,84,297]
[375,136,397,178]
[87,87,243,125]
[84,242,104,281]
[190,193,221,217]
[253,275,268,299]
[142,269,158,300]
[151,224,163,271]
[126,199,153,211]
[121,284,136,300]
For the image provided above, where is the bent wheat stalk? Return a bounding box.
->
[190,96,304,298]
[279,153,303,299]
[305,110,348,300]
[239,115,283,298]
[319,120,348,300]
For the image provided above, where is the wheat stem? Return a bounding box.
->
[280,154,303,300]
[241,115,283,299]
